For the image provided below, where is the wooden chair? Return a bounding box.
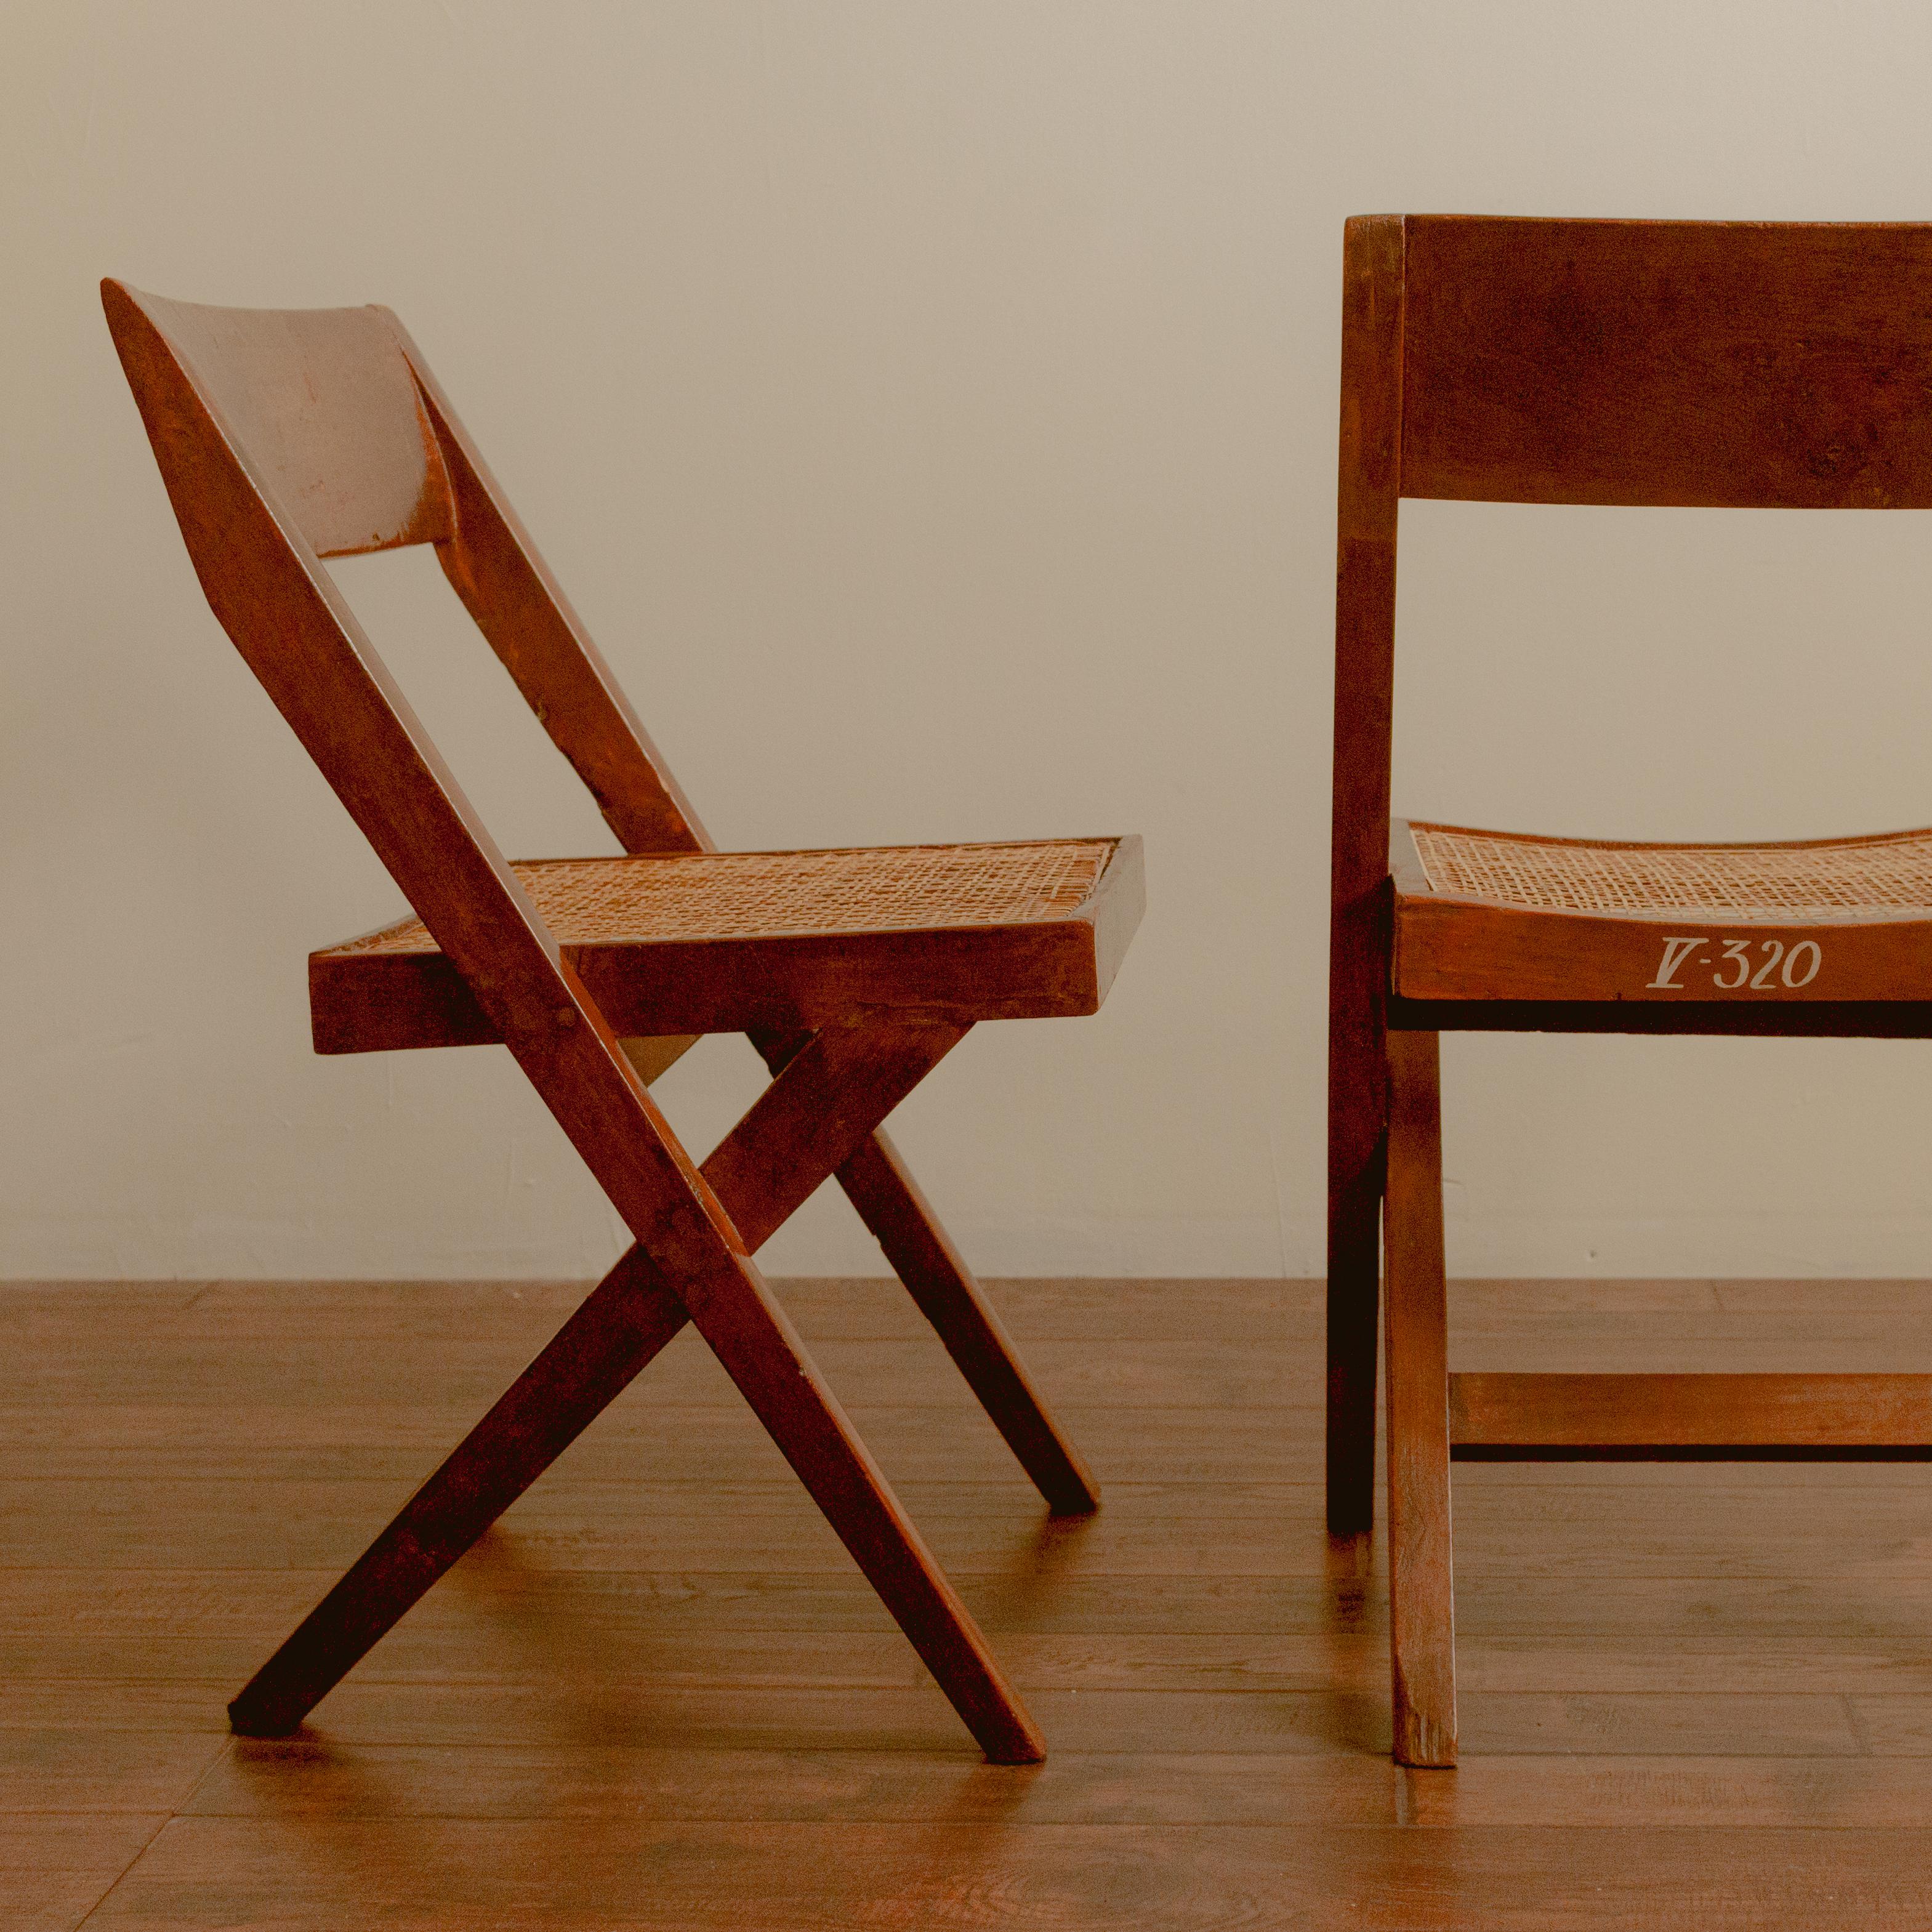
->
[1328,217,1932,1766]
[103,280,1144,1763]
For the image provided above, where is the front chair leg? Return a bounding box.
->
[228,1244,689,1737]
[665,1237,1045,1763]
[1383,1027,1457,1768]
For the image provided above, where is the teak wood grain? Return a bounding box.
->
[1330,216,1932,1760]
[102,278,1142,1764]
[1326,212,1404,1552]
[1400,217,1932,510]
[1382,1031,1455,1768]
[1451,1373,1932,1454]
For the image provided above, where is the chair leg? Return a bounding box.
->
[837,1132,1100,1515]
[1328,1029,1387,1547]
[751,1030,1100,1516]
[667,1239,1045,1762]
[1383,1027,1457,1768]
[228,1244,688,1737]
[231,1021,1045,1761]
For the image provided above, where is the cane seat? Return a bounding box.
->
[312,838,1141,1051]
[1391,818,1932,1004]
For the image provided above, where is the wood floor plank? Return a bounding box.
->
[0,1283,204,1316]
[0,1815,166,1867]
[1848,1698,1932,1754]
[12,1276,1925,1343]
[1713,1280,1932,1313]
[0,1814,171,1932]
[5,1608,1931,1711]
[15,1421,1932,1491]
[5,1473,1930,1578]
[15,1330,1932,1414]
[0,1729,226,1812]
[0,1403,1322,1487]
[1,1873,151,1932]
[68,1288,1877,1348]
[180,1742,1932,1828]
[0,1675,1862,1760]
[174,1279,1322,1344]
[82,1818,1932,1931]
[185,1740,1411,1824]
[8,1624,1930,1698]
[0,1564,1925,1644]
[2,1333,1310,1410]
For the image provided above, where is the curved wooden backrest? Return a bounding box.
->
[103,276,750,1268]
[102,279,704,863]
[102,276,570,1011]
[1399,216,1932,509]
[104,285,455,557]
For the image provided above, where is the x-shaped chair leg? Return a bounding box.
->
[228,1021,1047,1761]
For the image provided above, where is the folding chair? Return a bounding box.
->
[104,280,1143,1763]
[1327,217,1932,1766]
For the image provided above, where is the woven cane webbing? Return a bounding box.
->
[334,840,1117,956]
[1411,823,1932,922]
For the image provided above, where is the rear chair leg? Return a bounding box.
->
[1383,1028,1457,1767]
[749,1031,1100,1516]
[1327,1178,1382,1551]
[1327,1031,1387,1549]
[839,1132,1100,1515]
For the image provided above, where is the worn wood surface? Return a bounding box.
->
[1326,213,1404,1547]
[1387,805,1932,1028]
[1391,824,1932,1006]
[1401,217,1932,510]
[12,1276,1932,1928]
[1383,1032,1456,1766]
[1453,1372,1932,1453]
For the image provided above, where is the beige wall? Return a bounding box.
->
[6,2,1932,1279]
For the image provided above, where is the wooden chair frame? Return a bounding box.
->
[105,280,1143,1764]
[1328,216,1932,1765]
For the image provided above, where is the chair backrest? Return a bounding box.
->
[103,280,731,1209]
[1398,217,1932,510]
[119,291,458,557]
[1329,215,1932,961]
[103,282,705,858]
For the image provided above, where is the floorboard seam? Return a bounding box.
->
[70,1736,237,1928]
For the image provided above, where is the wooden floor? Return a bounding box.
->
[8,1276,1932,1928]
